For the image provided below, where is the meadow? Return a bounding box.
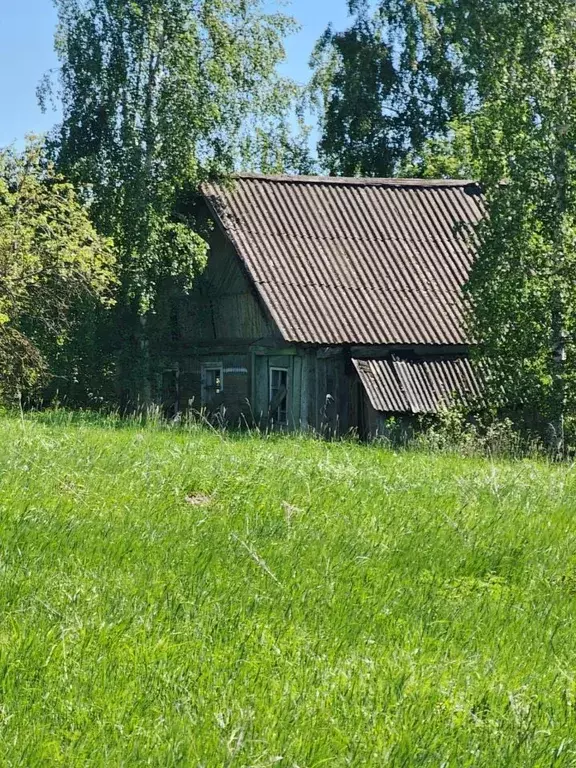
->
[1,412,576,766]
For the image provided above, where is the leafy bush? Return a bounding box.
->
[0,141,116,403]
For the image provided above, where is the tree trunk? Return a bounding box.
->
[550,298,567,456]
[116,300,152,415]
[551,109,569,457]
[138,313,152,412]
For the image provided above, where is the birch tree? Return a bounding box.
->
[43,0,304,406]
[461,1,576,449]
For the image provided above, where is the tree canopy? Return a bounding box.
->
[40,0,308,406]
[460,0,576,443]
[46,0,305,309]
[0,141,115,402]
[310,0,470,176]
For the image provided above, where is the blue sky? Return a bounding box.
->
[0,0,352,148]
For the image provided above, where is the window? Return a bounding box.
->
[269,367,288,424]
[201,363,223,406]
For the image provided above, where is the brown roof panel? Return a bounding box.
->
[352,359,410,412]
[203,174,484,346]
[354,357,482,414]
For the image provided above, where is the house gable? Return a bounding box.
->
[175,212,281,345]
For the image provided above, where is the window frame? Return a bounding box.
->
[201,362,224,406]
[269,366,289,425]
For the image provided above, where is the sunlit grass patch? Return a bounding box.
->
[1,413,576,765]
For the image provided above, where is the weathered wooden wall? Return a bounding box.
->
[149,218,280,421]
[178,352,251,425]
[245,347,353,434]
[153,227,278,346]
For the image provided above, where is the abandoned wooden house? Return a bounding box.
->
[153,174,484,435]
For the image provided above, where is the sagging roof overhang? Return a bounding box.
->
[353,357,482,415]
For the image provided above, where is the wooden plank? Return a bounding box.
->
[300,352,312,429]
[251,346,298,356]
[268,355,294,369]
[291,355,302,430]
[252,353,269,424]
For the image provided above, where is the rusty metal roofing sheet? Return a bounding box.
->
[353,357,482,414]
[203,174,484,346]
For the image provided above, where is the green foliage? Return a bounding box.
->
[310,9,399,176]
[399,118,481,179]
[4,414,576,764]
[0,141,115,402]
[414,408,543,458]
[461,1,576,432]
[46,0,306,311]
[310,0,470,176]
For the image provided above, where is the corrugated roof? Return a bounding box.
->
[353,357,482,414]
[202,174,484,346]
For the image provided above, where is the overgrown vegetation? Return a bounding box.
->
[0,141,115,402]
[42,0,310,407]
[2,412,576,765]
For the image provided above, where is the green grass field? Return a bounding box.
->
[2,413,576,766]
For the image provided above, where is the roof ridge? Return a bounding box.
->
[229,172,479,189]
